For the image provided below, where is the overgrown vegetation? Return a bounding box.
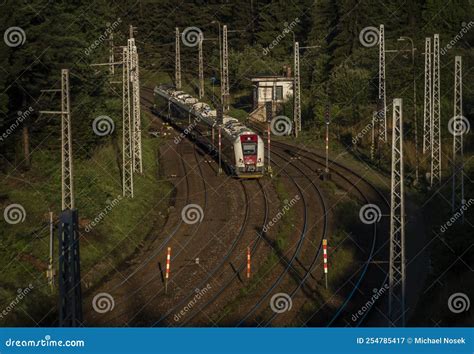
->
[0,127,172,325]
[0,1,174,322]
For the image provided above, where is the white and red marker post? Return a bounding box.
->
[323,239,328,288]
[165,247,171,293]
[247,246,251,279]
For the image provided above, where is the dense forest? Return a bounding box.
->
[0,0,472,167]
[0,0,472,325]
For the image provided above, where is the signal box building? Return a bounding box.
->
[249,65,294,122]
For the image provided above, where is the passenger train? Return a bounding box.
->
[153,85,265,178]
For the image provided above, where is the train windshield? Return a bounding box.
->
[242,143,257,155]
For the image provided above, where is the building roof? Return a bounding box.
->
[251,76,294,82]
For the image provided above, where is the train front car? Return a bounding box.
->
[233,132,264,178]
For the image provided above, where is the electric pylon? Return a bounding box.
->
[389,98,406,327]
[198,33,204,98]
[222,25,229,110]
[431,34,441,186]
[378,24,387,143]
[40,72,81,324]
[61,69,74,210]
[130,39,143,174]
[39,70,74,210]
[122,45,134,198]
[452,56,464,215]
[422,37,432,154]
[175,27,181,89]
[293,41,301,137]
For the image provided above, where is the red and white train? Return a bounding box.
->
[153,85,265,178]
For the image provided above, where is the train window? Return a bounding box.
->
[242,143,257,155]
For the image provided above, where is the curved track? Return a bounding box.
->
[86,88,220,325]
[176,179,270,325]
[261,147,328,326]
[134,88,389,327]
[138,89,275,326]
[88,134,210,325]
[234,148,326,326]
[271,140,390,327]
[153,179,269,326]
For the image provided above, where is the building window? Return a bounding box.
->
[259,87,273,102]
[275,85,283,100]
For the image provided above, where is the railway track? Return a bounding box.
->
[140,86,388,327]
[270,140,390,326]
[138,88,276,326]
[144,86,329,326]
[246,121,390,326]
[260,147,329,326]
[234,142,381,327]
[154,180,269,326]
[90,134,210,325]
[178,163,307,326]
[233,148,326,326]
[87,87,218,324]
[146,115,323,326]
[235,122,388,326]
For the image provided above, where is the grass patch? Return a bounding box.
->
[0,109,172,325]
[325,199,359,290]
[213,176,296,323]
[303,198,360,318]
